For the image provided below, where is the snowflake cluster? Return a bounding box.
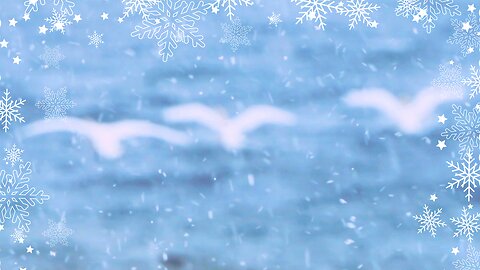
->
[453,245,480,269]
[448,5,480,56]
[24,0,77,33]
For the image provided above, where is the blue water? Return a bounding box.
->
[0,0,475,269]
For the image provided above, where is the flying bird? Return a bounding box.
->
[343,87,461,134]
[20,117,191,159]
[163,103,296,150]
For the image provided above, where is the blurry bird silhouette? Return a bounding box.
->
[20,117,191,159]
[343,87,461,134]
[163,103,296,150]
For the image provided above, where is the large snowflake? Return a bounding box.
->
[441,104,480,159]
[0,89,25,132]
[413,204,446,237]
[120,0,159,20]
[39,46,65,69]
[447,149,480,202]
[463,65,480,100]
[453,245,480,270]
[292,0,379,30]
[43,216,73,247]
[395,0,461,33]
[431,62,464,98]
[448,7,480,56]
[131,0,209,62]
[220,18,252,52]
[0,162,49,232]
[36,87,76,119]
[451,207,480,243]
[209,0,253,20]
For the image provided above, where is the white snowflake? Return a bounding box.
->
[0,89,25,132]
[453,245,480,270]
[45,8,72,34]
[447,149,480,202]
[413,204,446,237]
[4,145,24,167]
[448,7,480,56]
[292,0,379,30]
[42,216,73,247]
[268,12,282,27]
[88,31,104,48]
[0,162,49,232]
[24,0,76,16]
[395,0,461,33]
[39,46,65,69]
[220,18,252,52]
[36,87,76,119]
[431,62,464,98]
[120,0,159,19]
[131,0,208,62]
[441,104,480,159]
[10,228,26,244]
[209,0,253,20]
[463,65,480,99]
[451,207,480,243]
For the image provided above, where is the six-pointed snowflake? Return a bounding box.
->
[220,18,252,52]
[447,149,480,202]
[39,46,65,69]
[451,207,480,243]
[4,145,24,167]
[45,8,72,34]
[395,0,461,33]
[413,204,446,237]
[268,12,282,27]
[0,89,25,132]
[441,104,480,159]
[36,87,76,119]
[43,216,74,247]
[120,0,159,20]
[209,0,253,20]
[448,6,480,56]
[0,162,50,232]
[88,31,104,48]
[10,228,26,244]
[131,0,209,62]
[453,245,480,270]
[463,65,480,99]
[431,62,464,98]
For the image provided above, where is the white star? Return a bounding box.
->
[211,6,219,14]
[449,60,455,65]
[101,12,109,20]
[22,13,30,21]
[73,14,82,23]
[370,21,379,28]
[39,25,48,34]
[468,4,476,13]
[437,114,447,124]
[468,47,475,54]
[49,250,56,257]
[117,17,124,23]
[9,18,18,27]
[429,194,438,202]
[436,140,446,150]
[12,56,22,65]
[452,247,460,255]
[0,39,8,48]
[469,204,474,209]
[463,21,472,32]
[26,246,34,253]
[18,237,25,244]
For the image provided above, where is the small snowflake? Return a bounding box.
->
[395,0,461,33]
[413,204,446,237]
[448,6,480,56]
[453,245,480,270]
[4,145,24,167]
[36,87,76,119]
[45,9,72,34]
[88,31,104,48]
[447,149,480,202]
[431,62,464,98]
[43,216,73,247]
[451,207,480,243]
[0,89,25,132]
[209,0,253,20]
[39,46,65,69]
[220,18,252,52]
[120,0,159,19]
[268,12,282,27]
[463,65,480,99]
[10,228,26,244]
[441,104,480,159]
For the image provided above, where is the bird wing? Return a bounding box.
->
[162,103,226,131]
[21,117,100,138]
[109,120,191,145]
[409,87,461,117]
[232,105,296,133]
[343,88,403,121]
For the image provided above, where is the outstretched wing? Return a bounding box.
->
[343,88,404,121]
[232,105,296,133]
[109,120,191,145]
[163,103,226,131]
[20,117,99,138]
[409,87,461,117]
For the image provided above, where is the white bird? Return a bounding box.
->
[20,117,191,159]
[163,103,296,150]
[343,87,461,134]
